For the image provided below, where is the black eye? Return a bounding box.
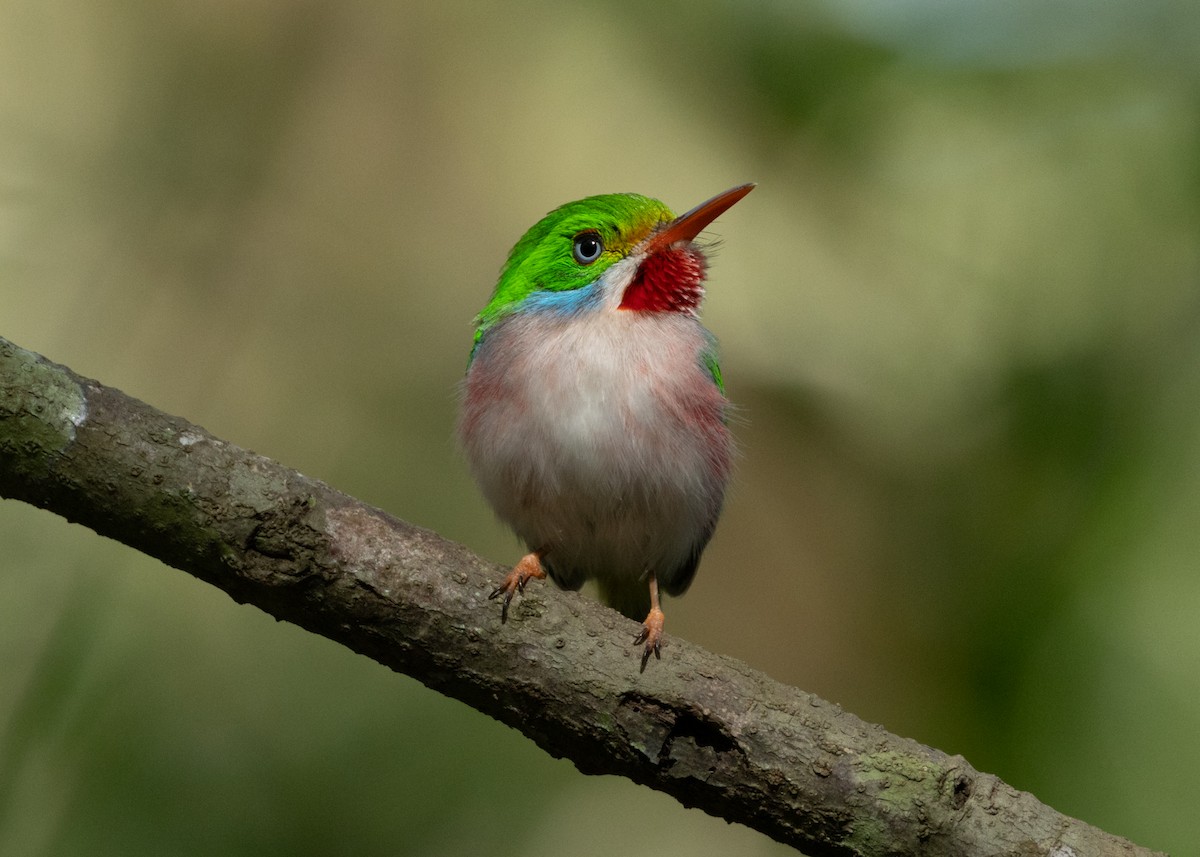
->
[572,232,604,265]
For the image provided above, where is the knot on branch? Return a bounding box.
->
[614,692,747,783]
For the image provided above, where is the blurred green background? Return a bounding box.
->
[1,1,1197,854]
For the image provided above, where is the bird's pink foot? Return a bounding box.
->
[634,605,665,671]
[488,551,546,622]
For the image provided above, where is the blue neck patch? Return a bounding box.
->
[468,281,604,368]
[517,281,603,317]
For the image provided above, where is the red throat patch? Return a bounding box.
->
[620,245,707,313]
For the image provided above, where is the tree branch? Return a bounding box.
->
[0,335,1161,857]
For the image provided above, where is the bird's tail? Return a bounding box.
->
[596,577,651,622]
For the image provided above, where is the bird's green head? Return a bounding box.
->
[470,185,753,357]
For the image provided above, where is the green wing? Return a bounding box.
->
[701,346,725,395]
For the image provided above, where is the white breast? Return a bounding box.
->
[459,305,731,600]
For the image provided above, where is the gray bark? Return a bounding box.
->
[0,335,1162,857]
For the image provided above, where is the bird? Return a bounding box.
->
[458,183,753,666]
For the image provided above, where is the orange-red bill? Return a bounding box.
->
[646,183,755,254]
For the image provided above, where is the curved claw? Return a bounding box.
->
[487,581,518,622]
[635,606,665,672]
[488,552,546,623]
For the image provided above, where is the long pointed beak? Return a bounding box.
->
[645,183,755,254]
